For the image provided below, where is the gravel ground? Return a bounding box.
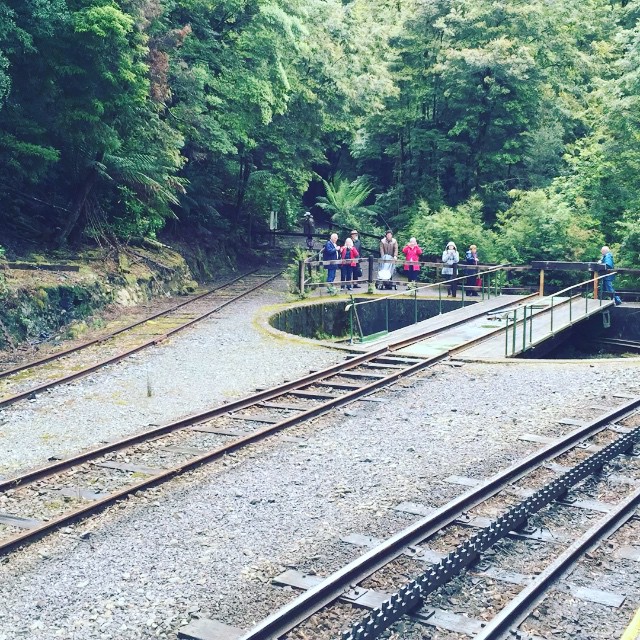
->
[0,277,344,477]
[0,333,637,640]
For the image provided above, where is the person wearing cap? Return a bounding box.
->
[442,241,460,297]
[302,211,315,250]
[350,230,362,287]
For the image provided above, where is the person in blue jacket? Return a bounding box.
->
[323,233,340,293]
[599,246,622,305]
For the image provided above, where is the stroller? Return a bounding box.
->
[376,255,398,290]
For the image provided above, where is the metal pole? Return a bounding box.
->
[522,305,527,353]
[505,313,510,357]
[569,292,572,322]
[550,296,554,333]
[414,286,418,325]
[438,284,442,315]
[386,298,389,334]
[368,255,374,287]
[298,259,305,295]
[461,280,465,307]
[529,304,533,343]
[512,309,517,355]
[349,302,354,344]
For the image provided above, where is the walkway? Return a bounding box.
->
[362,294,614,360]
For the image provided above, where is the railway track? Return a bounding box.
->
[0,270,279,410]
[0,296,541,558]
[220,397,640,640]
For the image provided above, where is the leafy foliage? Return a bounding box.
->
[0,0,636,273]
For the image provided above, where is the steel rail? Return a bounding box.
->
[0,295,527,494]
[238,397,640,640]
[0,353,447,556]
[0,306,535,554]
[475,484,640,640]
[0,269,261,380]
[0,346,388,493]
[0,272,279,410]
[341,420,640,640]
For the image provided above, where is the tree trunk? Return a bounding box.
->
[58,153,103,245]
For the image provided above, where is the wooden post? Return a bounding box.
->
[538,269,545,297]
[593,272,599,300]
[298,259,305,295]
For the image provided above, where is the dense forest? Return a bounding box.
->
[0,0,638,266]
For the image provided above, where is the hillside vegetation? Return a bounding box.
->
[0,0,638,266]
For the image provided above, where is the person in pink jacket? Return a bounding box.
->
[340,237,360,290]
[402,237,422,288]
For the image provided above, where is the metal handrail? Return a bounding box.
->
[350,265,508,308]
[346,265,509,343]
[504,273,616,357]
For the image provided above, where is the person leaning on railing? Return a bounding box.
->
[322,233,340,294]
[599,245,622,305]
[402,237,422,289]
[442,241,460,297]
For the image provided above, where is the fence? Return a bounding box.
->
[345,266,507,343]
[503,274,615,357]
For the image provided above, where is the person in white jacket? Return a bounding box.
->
[441,241,460,297]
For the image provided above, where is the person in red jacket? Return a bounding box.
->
[340,237,360,290]
[402,237,422,288]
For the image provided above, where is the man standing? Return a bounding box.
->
[302,211,315,250]
[380,230,398,259]
[600,246,622,305]
[350,230,362,287]
[322,233,340,294]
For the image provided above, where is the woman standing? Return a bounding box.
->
[340,237,360,290]
[464,244,479,296]
[402,237,422,288]
[441,241,460,297]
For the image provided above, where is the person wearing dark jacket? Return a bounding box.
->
[464,244,479,296]
[350,230,362,287]
[322,233,340,293]
[302,212,315,249]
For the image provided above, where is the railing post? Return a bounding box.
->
[522,305,527,353]
[414,286,418,324]
[368,255,374,286]
[593,272,599,301]
[386,297,389,334]
[461,280,465,306]
[550,296,554,333]
[349,301,354,344]
[512,309,517,355]
[298,259,305,295]
[505,313,510,357]
[539,269,545,297]
[438,284,442,315]
[529,304,533,343]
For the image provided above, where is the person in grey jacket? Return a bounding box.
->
[441,241,460,297]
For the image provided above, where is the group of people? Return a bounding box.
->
[321,230,363,292]
[312,220,624,304]
[321,227,481,295]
